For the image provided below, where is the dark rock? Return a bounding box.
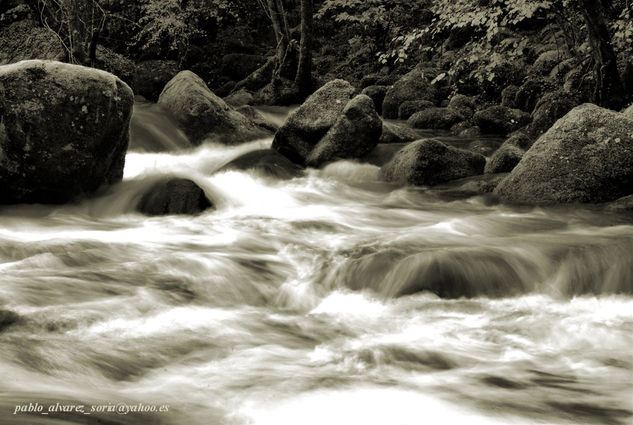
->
[447,94,476,119]
[0,60,133,204]
[495,104,633,204]
[0,20,65,65]
[307,94,382,167]
[408,107,465,130]
[485,144,524,174]
[473,105,532,135]
[379,121,421,144]
[224,89,254,107]
[455,125,482,138]
[221,53,266,81]
[398,100,434,120]
[0,309,19,332]
[524,91,579,139]
[382,67,438,118]
[501,85,519,108]
[133,60,179,102]
[380,139,486,186]
[361,85,390,115]
[514,78,556,112]
[219,149,304,179]
[137,178,213,216]
[272,79,355,164]
[158,71,270,145]
[235,106,278,132]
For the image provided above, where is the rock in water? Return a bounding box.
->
[0,60,133,204]
[307,95,382,167]
[495,104,633,204]
[157,70,270,145]
[380,139,486,186]
[218,149,304,179]
[272,79,355,164]
[137,178,213,216]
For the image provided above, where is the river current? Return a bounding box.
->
[0,101,631,425]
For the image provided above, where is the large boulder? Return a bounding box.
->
[218,149,304,179]
[307,94,382,167]
[473,105,531,135]
[0,20,65,65]
[380,139,486,186]
[382,67,438,119]
[495,104,633,204]
[272,79,355,164]
[0,60,133,204]
[398,100,434,120]
[623,104,633,119]
[137,178,213,216]
[379,121,421,144]
[158,70,270,145]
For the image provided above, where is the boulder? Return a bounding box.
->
[524,91,578,139]
[133,59,179,102]
[398,100,434,120]
[495,104,633,204]
[224,89,255,107]
[137,178,213,216]
[380,139,486,186]
[531,50,565,76]
[218,149,304,179]
[473,105,531,134]
[382,67,438,118]
[272,79,355,164]
[307,94,382,167]
[158,70,270,145]
[623,104,633,120]
[379,121,421,144]
[0,60,133,204]
[501,85,519,108]
[0,309,19,332]
[447,94,476,119]
[408,107,465,130]
[0,20,65,65]
[514,78,556,112]
[485,144,524,174]
[361,85,390,114]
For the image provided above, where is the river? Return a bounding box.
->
[0,101,631,425]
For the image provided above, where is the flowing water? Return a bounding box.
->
[0,104,632,425]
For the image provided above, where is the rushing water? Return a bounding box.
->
[0,103,632,425]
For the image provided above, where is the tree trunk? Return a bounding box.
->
[266,0,288,80]
[579,0,624,109]
[295,0,313,96]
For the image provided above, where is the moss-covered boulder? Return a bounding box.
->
[380,139,486,186]
[0,60,133,204]
[307,94,382,167]
[0,20,65,65]
[524,91,579,139]
[398,100,434,120]
[408,107,465,130]
[137,178,213,216]
[495,104,633,204]
[272,79,355,164]
[473,105,532,135]
[382,67,438,119]
[158,70,270,145]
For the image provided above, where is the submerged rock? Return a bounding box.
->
[137,178,213,216]
[380,139,486,186]
[0,60,133,204]
[495,104,633,204]
[307,95,382,167]
[219,149,304,179]
[158,70,270,145]
[473,105,531,135]
[272,79,355,164]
